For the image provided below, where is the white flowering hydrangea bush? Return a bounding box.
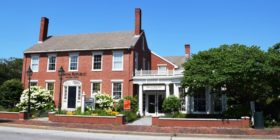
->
[16,86,54,112]
[95,92,114,110]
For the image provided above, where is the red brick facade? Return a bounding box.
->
[21,9,152,107]
[151,52,176,70]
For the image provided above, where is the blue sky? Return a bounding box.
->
[0,0,279,58]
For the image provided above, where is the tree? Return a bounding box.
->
[181,44,270,116]
[0,79,23,108]
[0,57,22,85]
[162,96,181,115]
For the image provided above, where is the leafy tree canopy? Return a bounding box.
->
[0,79,23,108]
[0,57,22,85]
[182,44,276,114]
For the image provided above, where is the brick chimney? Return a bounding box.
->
[39,17,49,43]
[135,8,142,35]
[185,44,190,59]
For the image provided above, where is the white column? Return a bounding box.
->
[173,84,179,98]
[81,92,86,113]
[138,84,143,116]
[205,87,212,114]
[165,83,170,97]
[185,95,190,114]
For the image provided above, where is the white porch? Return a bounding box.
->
[133,70,227,116]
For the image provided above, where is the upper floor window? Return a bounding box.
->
[92,52,102,71]
[31,55,39,72]
[47,54,56,71]
[134,52,138,70]
[112,51,123,71]
[69,53,78,71]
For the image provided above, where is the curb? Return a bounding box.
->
[0,123,279,139]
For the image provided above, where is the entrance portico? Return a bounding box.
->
[133,70,184,116]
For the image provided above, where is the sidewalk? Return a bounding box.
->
[0,119,279,139]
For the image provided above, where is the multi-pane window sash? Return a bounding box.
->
[48,56,56,71]
[31,56,39,72]
[93,55,102,70]
[70,55,78,70]
[46,82,54,96]
[112,83,122,100]
[91,83,101,96]
[113,52,123,70]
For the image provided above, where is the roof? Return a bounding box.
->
[163,56,186,69]
[24,31,140,53]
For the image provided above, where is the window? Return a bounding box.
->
[77,86,81,100]
[31,55,39,72]
[30,80,38,86]
[69,53,78,71]
[47,55,56,71]
[92,52,102,70]
[179,87,186,111]
[46,82,55,96]
[91,82,101,96]
[112,51,123,71]
[112,82,122,100]
[213,94,222,112]
[193,88,206,112]
[64,86,68,100]
[157,65,167,75]
[134,52,138,70]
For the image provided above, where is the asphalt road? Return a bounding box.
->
[0,126,275,140]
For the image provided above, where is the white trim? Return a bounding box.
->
[30,80,38,82]
[111,79,124,82]
[45,80,56,82]
[47,54,57,72]
[92,51,103,71]
[112,51,124,71]
[151,51,178,69]
[68,53,79,71]
[90,80,103,82]
[30,54,40,72]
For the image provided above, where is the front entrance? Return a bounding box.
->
[67,86,77,108]
[62,80,82,110]
[145,91,165,116]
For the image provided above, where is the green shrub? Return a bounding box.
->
[162,96,181,114]
[0,79,23,109]
[116,96,138,113]
[122,110,138,122]
[164,112,185,118]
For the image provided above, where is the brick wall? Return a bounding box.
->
[152,116,250,128]
[48,112,124,125]
[0,111,28,120]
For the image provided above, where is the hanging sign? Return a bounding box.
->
[143,85,165,91]
[124,100,131,110]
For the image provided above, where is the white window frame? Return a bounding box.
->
[111,80,123,100]
[68,53,79,71]
[31,55,39,72]
[112,51,123,71]
[92,52,103,71]
[90,80,102,97]
[47,54,56,72]
[45,80,55,99]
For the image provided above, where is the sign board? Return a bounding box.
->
[124,100,131,110]
[85,98,95,109]
[143,85,165,91]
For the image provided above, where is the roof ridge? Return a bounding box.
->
[50,30,134,37]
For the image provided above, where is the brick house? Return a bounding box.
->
[22,8,226,116]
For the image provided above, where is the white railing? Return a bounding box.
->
[134,70,183,77]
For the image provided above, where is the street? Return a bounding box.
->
[0,126,275,140]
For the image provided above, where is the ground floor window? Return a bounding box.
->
[112,82,122,100]
[213,94,222,112]
[30,81,38,86]
[179,87,186,111]
[46,82,55,97]
[91,82,101,96]
[193,88,206,112]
